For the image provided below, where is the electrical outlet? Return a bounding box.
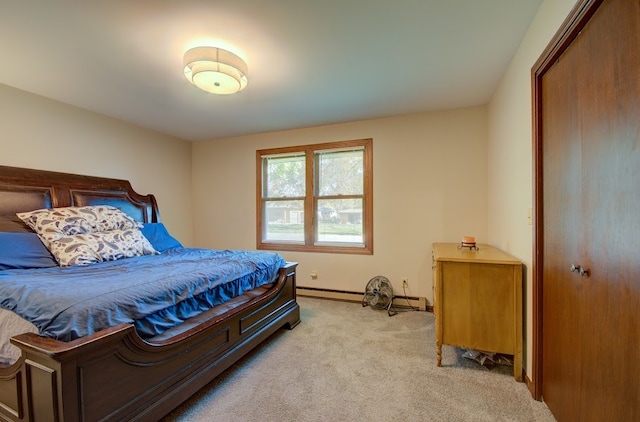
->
[402,277,409,287]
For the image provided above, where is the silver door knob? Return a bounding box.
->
[579,267,589,277]
[570,264,580,273]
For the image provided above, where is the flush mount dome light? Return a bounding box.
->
[183,46,248,95]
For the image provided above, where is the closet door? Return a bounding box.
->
[540,0,640,420]
[541,37,584,421]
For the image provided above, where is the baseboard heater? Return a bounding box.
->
[296,286,430,312]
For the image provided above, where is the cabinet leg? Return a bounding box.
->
[436,342,442,367]
[513,351,523,382]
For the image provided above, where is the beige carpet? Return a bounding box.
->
[163,296,556,422]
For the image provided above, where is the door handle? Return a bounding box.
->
[570,264,590,277]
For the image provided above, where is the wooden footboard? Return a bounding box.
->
[0,263,299,422]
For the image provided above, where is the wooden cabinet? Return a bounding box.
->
[432,243,522,381]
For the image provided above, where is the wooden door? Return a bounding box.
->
[541,29,584,420]
[536,0,640,420]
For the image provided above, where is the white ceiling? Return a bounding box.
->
[0,0,543,142]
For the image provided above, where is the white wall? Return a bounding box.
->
[193,107,488,302]
[487,0,578,379]
[0,84,194,245]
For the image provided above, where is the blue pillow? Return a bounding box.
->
[140,223,183,252]
[0,232,58,270]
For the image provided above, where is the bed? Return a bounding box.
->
[0,165,300,422]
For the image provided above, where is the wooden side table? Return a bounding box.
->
[432,242,523,381]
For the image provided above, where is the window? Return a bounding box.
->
[257,138,372,254]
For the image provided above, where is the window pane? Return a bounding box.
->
[264,200,304,242]
[264,154,305,198]
[317,198,363,244]
[317,149,363,196]
[257,138,372,254]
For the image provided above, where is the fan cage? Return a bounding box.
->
[362,276,397,316]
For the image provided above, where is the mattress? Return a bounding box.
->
[0,248,285,364]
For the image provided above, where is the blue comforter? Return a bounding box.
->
[0,248,286,341]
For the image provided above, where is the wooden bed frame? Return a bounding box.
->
[0,165,300,422]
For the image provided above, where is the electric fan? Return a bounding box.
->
[362,276,397,316]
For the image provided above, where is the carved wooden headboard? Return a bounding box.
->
[0,165,159,231]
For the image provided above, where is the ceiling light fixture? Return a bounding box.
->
[183,46,248,95]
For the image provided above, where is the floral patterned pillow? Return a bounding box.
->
[17,205,141,246]
[16,205,157,267]
[47,229,158,267]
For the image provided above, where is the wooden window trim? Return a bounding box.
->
[256,138,373,255]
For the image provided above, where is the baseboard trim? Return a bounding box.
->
[525,373,539,400]
[296,286,429,311]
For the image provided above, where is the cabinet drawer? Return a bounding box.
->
[441,261,516,353]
